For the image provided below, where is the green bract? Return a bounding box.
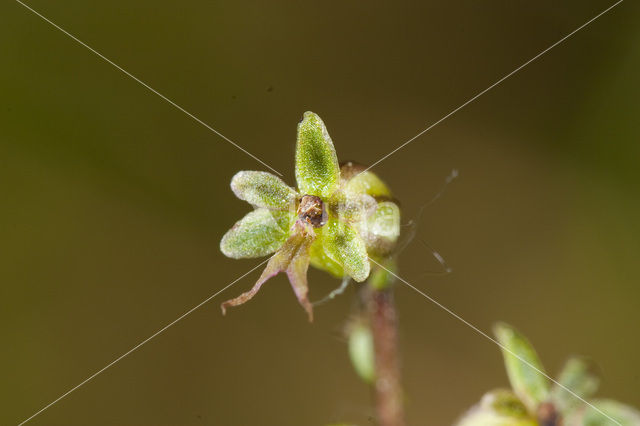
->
[220,112,401,320]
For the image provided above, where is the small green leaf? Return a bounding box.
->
[551,357,599,413]
[493,323,550,413]
[455,390,538,426]
[220,209,294,258]
[566,399,640,426]
[348,321,375,384]
[295,112,340,199]
[231,171,298,209]
[322,218,370,282]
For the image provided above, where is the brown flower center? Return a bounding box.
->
[297,195,327,228]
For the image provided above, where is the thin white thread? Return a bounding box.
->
[17,258,270,426]
[13,0,283,177]
[369,258,622,426]
[362,0,624,174]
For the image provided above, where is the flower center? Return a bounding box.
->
[297,195,327,228]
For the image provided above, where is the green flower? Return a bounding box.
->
[455,323,640,426]
[220,112,400,321]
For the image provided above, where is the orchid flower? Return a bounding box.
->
[455,323,640,426]
[219,112,400,321]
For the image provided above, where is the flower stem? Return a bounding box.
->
[367,284,405,426]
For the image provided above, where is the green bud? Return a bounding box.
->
[344,169,392,198]
[348,321,375,384]
[362,201,401,258]
[368,259,397,291]
[455,390,537,426]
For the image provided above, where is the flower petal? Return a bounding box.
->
[231,171,298,209]
[551,357,599,413]
[322,218,370,282]
[330,190,377,223]
[493,323,550,413]
[566,399,640,426]
[285,230,315,321]
[308,233,345,278]
[220,208,294,259]
[295,112,340,198]
[220,255,282,314]
[221,221,316,320]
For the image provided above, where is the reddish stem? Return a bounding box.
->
[368,286,405,426]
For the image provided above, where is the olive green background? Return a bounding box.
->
[1,1,639,425]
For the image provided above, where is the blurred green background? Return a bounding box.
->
[1,0,639,424]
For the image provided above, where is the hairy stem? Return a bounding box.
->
[367,285,405,426]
